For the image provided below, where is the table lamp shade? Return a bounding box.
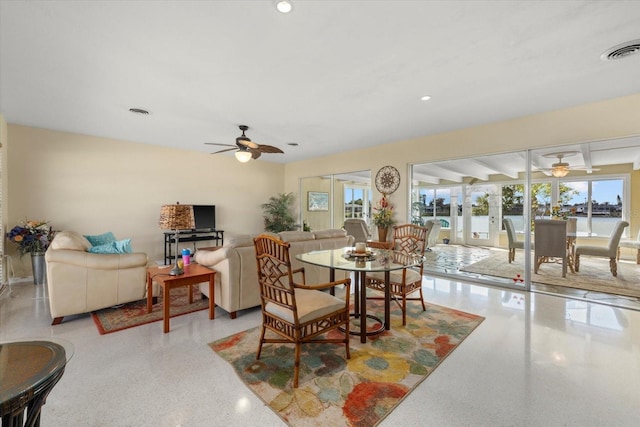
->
[159,204,195,230]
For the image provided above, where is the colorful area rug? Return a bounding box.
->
[92,286,209,334]
[210,299,484,426]
[459,250,640,298]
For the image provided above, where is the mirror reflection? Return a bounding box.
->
[411,136,640,304]
[300,170,372,233]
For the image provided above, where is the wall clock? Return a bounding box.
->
[375,165,400,195]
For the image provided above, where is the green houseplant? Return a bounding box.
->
[262,192,298,233]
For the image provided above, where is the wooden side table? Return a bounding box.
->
[147,263,216,333]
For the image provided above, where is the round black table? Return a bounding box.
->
[0,340,70,427]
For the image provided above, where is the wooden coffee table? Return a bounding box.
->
[147,263,215,333]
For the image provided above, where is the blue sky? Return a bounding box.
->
[564,179,623,205]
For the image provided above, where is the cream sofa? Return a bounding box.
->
[45,231,155,325]
[194,229,354,319]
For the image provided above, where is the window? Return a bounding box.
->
[412,187,452,227]
[344,185,370,220]
[560,177,625,236]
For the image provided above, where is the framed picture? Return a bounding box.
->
[308,191,329,211]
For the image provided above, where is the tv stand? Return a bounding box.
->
[164,229,224,264]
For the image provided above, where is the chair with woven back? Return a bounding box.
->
[253,234,352,388]
[365,223,428,326]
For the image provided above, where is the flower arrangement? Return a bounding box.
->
[551,203,577,220]
[372,196,394,228]
[7,220,55,257]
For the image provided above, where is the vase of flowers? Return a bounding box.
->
[372,195,394,242]
[7,220,55,285]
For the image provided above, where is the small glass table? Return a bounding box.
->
[1,338,73,426]
[296,247,424,343]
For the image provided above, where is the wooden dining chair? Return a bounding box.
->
[253,234,351,388]
[365,224,428,325]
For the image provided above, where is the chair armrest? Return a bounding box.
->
[294,277,351,291]
[194,247,228,266]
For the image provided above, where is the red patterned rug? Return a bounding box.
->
[92,286,209,334]
[211,298,484,426]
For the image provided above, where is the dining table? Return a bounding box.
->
[296,247,425,343]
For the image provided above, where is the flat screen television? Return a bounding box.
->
[192,205,216,230]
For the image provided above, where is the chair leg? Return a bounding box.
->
[293,343,301,388]
[610,257,618,277]
[637,249,640,264]
[256,326,266,360]
[575,254,580,272]
[402,293,407,326]
[419,287,426,311]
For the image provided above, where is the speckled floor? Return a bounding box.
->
[1,276,639,427]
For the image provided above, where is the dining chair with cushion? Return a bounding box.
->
[576,220,629,277]
[253,234,351,388]
[503,218,533,263]
[365,224,428,325]
[424,219,441,251]
[617,227,640,264]
[534,219,569,277]
[343,218,371,243]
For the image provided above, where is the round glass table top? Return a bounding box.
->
[0,338,73,405]
[296,247,425,272]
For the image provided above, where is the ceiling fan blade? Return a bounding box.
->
[256,144,284,154]
[250,148,262,160]
[205,142,235,147]
[237,137,259,149]
[210,147,237,155]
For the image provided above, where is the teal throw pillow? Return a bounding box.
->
[84,231,117,247]
[87,239,132,254]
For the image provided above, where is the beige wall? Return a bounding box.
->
[6,125,284,275]
[284,94,640,232]
[1,114,7,283]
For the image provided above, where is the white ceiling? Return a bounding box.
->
[1,1,639,164]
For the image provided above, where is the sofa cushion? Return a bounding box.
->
[279,231,314,242]
[84,231,117,247]
[224,235,255,248]
[314,229,347,239]
[87,239,132,254]
[50,231,91,251]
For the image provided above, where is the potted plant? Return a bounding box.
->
[372,195,394,241]
[7,220,55,285]
[262,192,298,233]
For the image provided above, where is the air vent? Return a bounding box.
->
[601,39,640,60]
[129,108,150,115]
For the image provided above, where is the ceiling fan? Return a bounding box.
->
[205,125,284,162]
[539,151,600,177]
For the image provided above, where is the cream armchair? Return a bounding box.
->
[45,231,155,325]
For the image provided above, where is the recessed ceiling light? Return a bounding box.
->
[276,1,292,13]
[420,95,431,101]
[287,142,299,147]
[129,108,150,115]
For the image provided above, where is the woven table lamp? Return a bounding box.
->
[159,203,195,275]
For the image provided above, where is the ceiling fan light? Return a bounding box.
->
[551,164,569,177]
[235,150,252,163]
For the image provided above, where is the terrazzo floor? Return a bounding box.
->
[1,272,639,426]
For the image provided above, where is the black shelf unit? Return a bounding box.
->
[163,229,224,264]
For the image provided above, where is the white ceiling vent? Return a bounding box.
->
[601,39,640,60]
